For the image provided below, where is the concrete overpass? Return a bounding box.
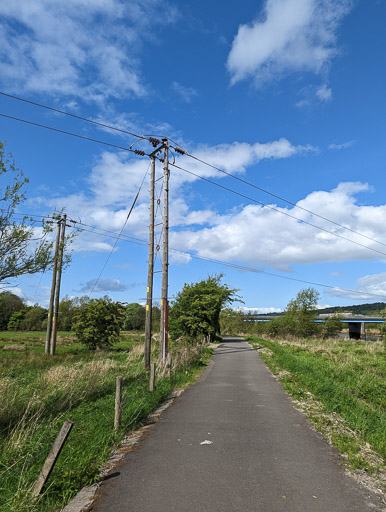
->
[246,315,384,340]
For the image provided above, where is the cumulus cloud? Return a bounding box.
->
[0,0,179,100]
[80,278,136,293]
[169,182,386,271]
[39,136,313,246]
[169,251,192,265]
[327,272,386,300]
[0,285,49,306]
[227,0,352,87]
[235,306,283,314]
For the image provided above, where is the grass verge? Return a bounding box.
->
[0,332,212,512]
[248,336,385,491]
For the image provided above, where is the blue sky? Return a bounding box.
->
[1,0,386,313]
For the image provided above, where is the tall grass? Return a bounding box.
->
[0,332,212,512]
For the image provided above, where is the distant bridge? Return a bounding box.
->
[246,315,384,340]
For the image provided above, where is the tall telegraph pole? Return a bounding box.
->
[45,219,61,354]
[159,139,169,362]
[50,214,67,356]
[144,155,156,369]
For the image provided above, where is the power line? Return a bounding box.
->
[0,113,147,156]
[2,111,385,259]
[21,211,386,298]
[8,209,386,298]
[176,147,386,249]
[88,163,150,295]
[168,161,386,259]
[1,93,383,250]
[0,91,147,141]
[65,219,386,300]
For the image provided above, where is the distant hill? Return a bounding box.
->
[250,302,386,317]
[317,302,386,316]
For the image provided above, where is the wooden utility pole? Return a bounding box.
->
[159,139,169,362]
[50,214,67,356]
[45,219,61,354]
[144,155,156,369]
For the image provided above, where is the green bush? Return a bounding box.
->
[73,297,125,350]
[169,274,239,343]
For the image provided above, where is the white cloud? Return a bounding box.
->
[295,83,333,107]
[171,82,199,103]
[0,0,178,100]
[169,182,386,271]
[38,136,314,249]
[329,140,355,150]
[227,0,352,87]
[169,251,192,265]
[80,278,133,293]
[0,285,48,306]
[317,303,334,309]
[316,84,332,101]
[327,272,386,300]
[235,306,283,314]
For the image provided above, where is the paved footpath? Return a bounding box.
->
[92,338,382,512]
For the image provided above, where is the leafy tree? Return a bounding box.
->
[152,302,161,332]
[320,315,343,339]
[220,308,245,335]
[0,141,57,284]
[58,296,87,331]
[73,297,125,350]
[380,307,386,341]
[0,291,24,330]
[124,303,146,331]
[169,274,239,343]
[7,309,27,330]
[21,306,47,331]
[284,287,320,338]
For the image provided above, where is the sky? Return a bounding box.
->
[0,0,386,313]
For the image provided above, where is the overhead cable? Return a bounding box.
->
[2,112,385,259]
[178,148,386,249]
[0,91,147,140]
[168,161,386,259]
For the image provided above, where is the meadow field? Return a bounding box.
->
[0,331,212,512]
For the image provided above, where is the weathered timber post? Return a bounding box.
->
[32,419,74,497]
[114,376,122,431]
[149,363,156,392]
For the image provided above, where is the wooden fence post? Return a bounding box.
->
[114,376,122,431]
[32,419,74,497]
[168,355,172,379]
[150,363,156,392]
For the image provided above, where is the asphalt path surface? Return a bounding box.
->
[92,337,381,511]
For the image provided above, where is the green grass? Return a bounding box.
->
[248,336,385,474]
[0,331,212,512]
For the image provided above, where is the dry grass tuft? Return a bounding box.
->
[44,358,116,392]
[3,344,26,351]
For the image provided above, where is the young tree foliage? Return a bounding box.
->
[284,287,320,338]
[0,141,55,284]
[124,303,146,331]
[169,274,239,343]
[0,291,25,329]
[73,297,125,350]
